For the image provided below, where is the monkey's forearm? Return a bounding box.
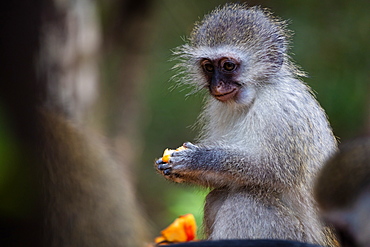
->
[156,142,299,190]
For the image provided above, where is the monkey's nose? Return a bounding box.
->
[211,81,225,94]
[217,81,225,86]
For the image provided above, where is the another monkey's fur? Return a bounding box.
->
[315,138,370,247]
[41,110,147,247]
[156,4,337,246]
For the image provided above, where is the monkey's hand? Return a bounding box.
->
[155,142,201,183]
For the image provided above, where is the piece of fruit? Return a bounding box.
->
[161,146,186,163]
[154,214,197,245]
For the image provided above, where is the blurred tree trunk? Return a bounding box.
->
[96,0,156,181]
[39,0,101,122]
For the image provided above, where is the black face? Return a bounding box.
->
[200,57,242,102]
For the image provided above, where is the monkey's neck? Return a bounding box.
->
[198,98,253,147]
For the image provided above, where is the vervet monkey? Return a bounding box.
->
[315,138,370,247]
[156,3,337,246]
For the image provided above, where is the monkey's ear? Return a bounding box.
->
[270,34,287,67]
[265,33,286,69]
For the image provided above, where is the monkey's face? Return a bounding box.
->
[200,56,242,102]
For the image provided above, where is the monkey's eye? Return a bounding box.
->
[223,61,236,71]
[203,63,214,73]
[201,60,214,73]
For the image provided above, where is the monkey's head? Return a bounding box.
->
[174,4,295,106]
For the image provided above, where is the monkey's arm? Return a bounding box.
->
[156,142,301,190]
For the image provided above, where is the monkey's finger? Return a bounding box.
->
[157,163,172,170]
[156,158,166,165]
[183,142,197,149]
[163,169,172,176]
[171,151,182,157]
[166,156,184,165]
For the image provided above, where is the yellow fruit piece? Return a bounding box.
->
[161,146,186,163]
[162,148,174,163]
[154,214,197,244]
[154,236,167,245]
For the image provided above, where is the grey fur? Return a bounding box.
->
[158,3,337,246]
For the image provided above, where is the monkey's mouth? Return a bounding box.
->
[213,88,238,102]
